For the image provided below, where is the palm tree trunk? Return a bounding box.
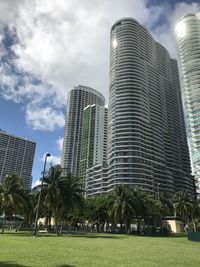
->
[9,215,12,230]
[59,220,64,235]
[54,210,60,235]
[105,219,109,232]
[96,221,99,233]
[120,220,123,232]
[192,217,196,232]
[46,215,51,232]
[111,219,115,232]
[1,213,6,234]
[186,217,190,232]
[102,222,105,232]
[125,219,130,234]
[55,222,59,235]
[137,218,141,234]
[47,212,52,232]
[15,215,19,232]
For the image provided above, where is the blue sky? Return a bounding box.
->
[0,0,200,186]
[0,97,64,184]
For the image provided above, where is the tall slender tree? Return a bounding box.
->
[84,194,111,232]
[22,191,37,230]
[0,174,26,234]
[56,173,84,235]
[41,165,63,233]
[108,185,134,232]
[130,188,150,233]
[173,191,194,231]
[40,165,84,235]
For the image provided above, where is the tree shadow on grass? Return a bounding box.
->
[56,265,75,267]
[134,233,186,239]
[2,231,57,238]
[1,231,125,239]
[63,232,125,239]
[0,262,28,267]
[1,232,33,237]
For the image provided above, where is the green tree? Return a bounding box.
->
[149,193,174,231]
[0,174,26,234]
[40,165,83,235]
[159,193,174,217]
[56,173,84,235]
[84,194,111,232]
[130,188,150,234]
[193,199,200,231]
[108,185,134,233]
[22,191,37,230]
[41,165,63,233]
[173,191,194,231]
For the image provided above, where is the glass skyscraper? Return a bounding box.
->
[61,85,105,177]
[107,18,194,197]
[80,104,107,179]
[175,13,200,194]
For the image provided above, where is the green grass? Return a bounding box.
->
[0,232,200,267]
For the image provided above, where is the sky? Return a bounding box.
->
[0,0,200,187]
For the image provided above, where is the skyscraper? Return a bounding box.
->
[108,18,194,196]
[80,104,108,179]
[85,162,108,197]
[61,85,105,177]
[175,13,200,194]
[0,130,36,189]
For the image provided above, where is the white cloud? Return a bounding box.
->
[32,178,41,188]
[56,136,64,153]
[47,154,61,165]
[0,0,200,131]
[151,2,200,58]
[0,0,168,103]
[26,105,65,131]
[41,152,61,165]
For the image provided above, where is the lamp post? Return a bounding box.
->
[33,153,51,237]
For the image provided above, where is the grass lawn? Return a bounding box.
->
[0,232,199,267]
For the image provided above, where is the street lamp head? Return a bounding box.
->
[46,153,51,157]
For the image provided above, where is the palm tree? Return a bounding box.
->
[0,174,26,234]
[56,173,84,235]
[40,165,83,235]
[193,199,200,231]
[84,194,110,232]
[173,191,194,231]
[130,188,150,234]
[108,185,133,233]
[149,193,174,231]
[83,197,97,231]
[159,193,174,217]
[95,194,113,232]
[40,165,62,233]
[22,191,37,230]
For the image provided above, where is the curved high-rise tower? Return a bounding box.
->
[61,85,105,176]
[175,13,200,194]
[108,18,194,196]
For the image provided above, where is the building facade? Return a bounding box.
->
[85,163,108,197]
[0,130,36,189]
[61,85,105,177]
[175,13,200,194]
[107,18,194,197]
[79,104,108,179]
